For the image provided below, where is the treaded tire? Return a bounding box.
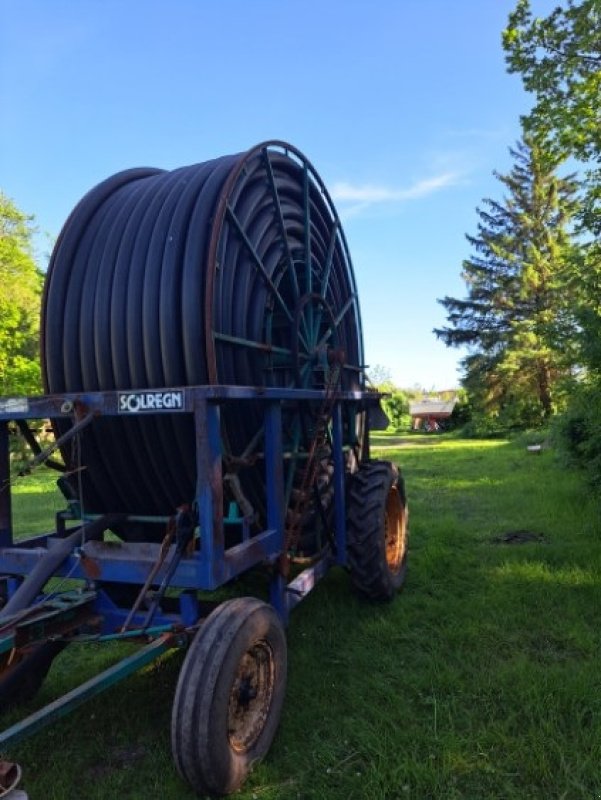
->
[0,641,66,712]
[171,597,287,796]
[347,459,408,600]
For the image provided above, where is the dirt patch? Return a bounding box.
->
[492,530,547,545]
[88,744,147,780]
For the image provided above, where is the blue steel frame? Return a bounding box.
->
[0,384,378,751]
[0,385,373,625]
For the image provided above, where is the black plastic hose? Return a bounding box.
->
[42,142,364,540]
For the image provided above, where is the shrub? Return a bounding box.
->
[381,389,410,431]
[553,380,601,489]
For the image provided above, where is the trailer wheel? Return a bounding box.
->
[171,597,287,796]
[347,460,408,600]
[0,641,65,712]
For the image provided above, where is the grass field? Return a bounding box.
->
[4,434,601,799]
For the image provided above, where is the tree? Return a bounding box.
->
[504,0,601,164]
[504,0,601,338]
[381,389,410,431]
[366,365,411,430]
[435,139,578,426]
[367,364,393,387]
[0,193,43,395]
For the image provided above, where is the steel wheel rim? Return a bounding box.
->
[227,640,275,753]
[384,486,406,574]
[204,140,363,390]
[203,141,365,524]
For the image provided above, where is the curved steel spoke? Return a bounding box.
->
[238,424,265,462]
[226,204,294,324]
[320,221,339,301]
[302,165,316,340]
[303,164,312,298]
[299,360,313,385]
[262,149,311,346]
[262,149,299,299]
[294,320,311,354]
[312,222,340,342]
[315,295,357,350]
[235,369,307,464]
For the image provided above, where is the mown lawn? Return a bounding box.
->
[4,435,601,799]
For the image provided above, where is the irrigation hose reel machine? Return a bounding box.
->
[0,141,408,797]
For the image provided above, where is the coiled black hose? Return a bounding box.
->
[42,142,364,540]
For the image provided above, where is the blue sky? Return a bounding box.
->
[0,0,555,390]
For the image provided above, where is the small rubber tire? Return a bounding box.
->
[0,641,66,713]
[347,459,408,600]
[171,597,287,796]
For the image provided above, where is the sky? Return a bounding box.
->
[0,0,556,391]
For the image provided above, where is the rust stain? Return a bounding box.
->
[80,553,101,580]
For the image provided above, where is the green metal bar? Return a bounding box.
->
[299,360,313,385]
[262,150,312,347]
[225,204,294,324]
[238,424,265,463]
[67,624,175,644]
[320,222,339,301]
[312,222,341,342]
[58,511,172,525]
[284,416,304,508]
[0,632,14,656]
[234,366,326,467]
[315,295,356,350]
[214,331,293,357]
[303,164,312,297]
[0,634,180,750]
[262,149,300,299]
[302,165,314,338]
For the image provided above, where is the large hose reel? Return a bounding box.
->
[42,141,365,541]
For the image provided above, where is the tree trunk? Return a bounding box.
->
[538,362,553,418]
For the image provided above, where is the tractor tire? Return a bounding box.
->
[347,459,408,600]
[171,597,287,796]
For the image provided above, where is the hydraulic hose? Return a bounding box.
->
[0,515,121,619]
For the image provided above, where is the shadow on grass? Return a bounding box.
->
[4,438,601,799]
[370,432,447,448]
[11,471,66,540]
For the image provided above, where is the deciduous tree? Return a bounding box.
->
[504,0,601,355]
[0,193,43,395]
[504,0,601,164]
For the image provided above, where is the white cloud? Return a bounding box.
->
[330,171,462,206]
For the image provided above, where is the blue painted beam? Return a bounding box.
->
[285,555,332,614]
[0,385,377,423]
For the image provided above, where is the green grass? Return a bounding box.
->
[10,469,66,539]
[4,438,601,799]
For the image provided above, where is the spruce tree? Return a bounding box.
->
[435,139,578,425]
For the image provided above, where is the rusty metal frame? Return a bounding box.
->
[0,383,381,756]
[0,385,376,621]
